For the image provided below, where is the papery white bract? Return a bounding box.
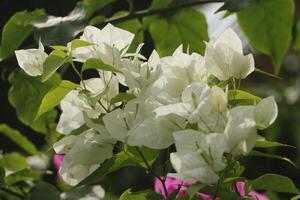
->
[57,73,119,134]
[204,28,255,80]
[70,23,134,66]
[168,130,227,184]
[15,40,47,76]
[53,129,115,186]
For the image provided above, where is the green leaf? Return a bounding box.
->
[36,80,77,119]
[119,189,164,200]
[27,182,60,200]
[237,0,295,73]
[83,0,116,18]
[6,169,40,186]
[79,152,139,185]
[246,174,300,194]
[291,195,300,200]
[42,50,68,82]
[79,146,159,185]
[110,93,136,104]
[70,39,94,51]
[34,6,86,46]
[0,167,5,186]
[149,0,173,10]
[247,150,297,168]
[228,89,261,105]
[0,9,45,61]
[0,124,38,155]
[61,185,104,200]
[124,145,160,168]
[82,58,121,72]
[295,21,300,53]
[188,183,207,199]
[255,138,294,149]
[148,8,208,56]
[50,45,68,51]
[8,70,61,134]
[0,153,27,171]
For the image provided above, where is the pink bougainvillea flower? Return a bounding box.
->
[235,181,269,200]
[154,177,218,199]
[53,154,64,172]
[154,177,269,200]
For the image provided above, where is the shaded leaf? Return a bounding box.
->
[247,150,297,168]
[255,138,294,149]
[0,152,27,171]
[83,0,116,18]
[217,0,254,12]
[0,124,38,155]
[246,174,300,194]
[8,70,61,134]
[6,169,40,186]
[0,9,45,61]
[149,8,208,56]
[119,189,164,200]
[27,182,60,200]
[237,0,294,73]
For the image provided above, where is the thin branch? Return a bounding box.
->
[96,0,225,26]
[0,187,26,200]
[134,147,169,197]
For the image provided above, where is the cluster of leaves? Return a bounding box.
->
[0,0,299,200]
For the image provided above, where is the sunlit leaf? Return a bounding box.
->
[36,80,77,119]
[0,9,45,61]
[8,70,61,134]
[237,0,295,73]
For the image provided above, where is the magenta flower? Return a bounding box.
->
[53,154,64,172]
[235,181,269,200]
[154,177,218,199]
[154,177,269,200]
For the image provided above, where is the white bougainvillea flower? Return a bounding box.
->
[103,99,185,149]
[71,23,134,66]
[150,46,208,104]
[57,73,119,134]
[120,49,162,95]
[168,130,227,183]
[255,96,278,130]
[204,28,255,80]
[15,40,48,76]
[225,96,278,155]
[53,129,115,186]
[154,83,227,133]
[225,106,257,155]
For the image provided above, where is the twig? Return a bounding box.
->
[135,147,169,198]
[96,0,225,26]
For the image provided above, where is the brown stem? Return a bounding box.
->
[95,0,225,26]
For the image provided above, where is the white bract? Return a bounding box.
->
[57,72,119,134]
[53,129,115,186]
[70,23,134,66]
[15,40,47,76]
[168,130,227,183]
[204,28,255,80]
[14,24,279,185]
